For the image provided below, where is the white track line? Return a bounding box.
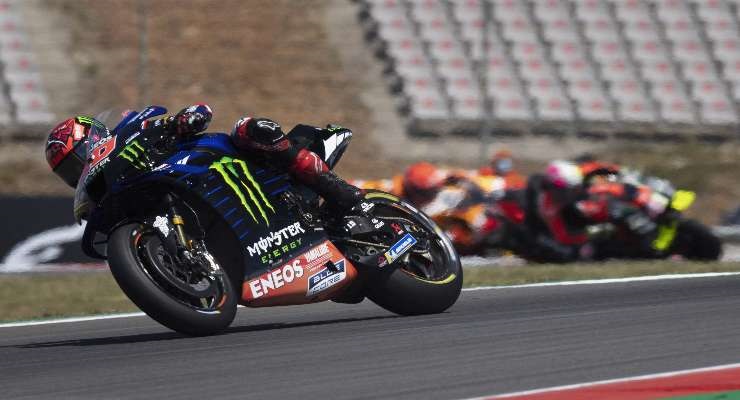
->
[464,271,740,291]
[461,362,740,399]
[0,312,145,328]
[2,272,739,329]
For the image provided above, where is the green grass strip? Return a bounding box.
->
[660,390,740,399]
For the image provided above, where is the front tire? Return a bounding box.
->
[107,222,238,336]
[671,219,722,261]
[363,194,463,315]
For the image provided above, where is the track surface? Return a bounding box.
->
[2,276,740,400]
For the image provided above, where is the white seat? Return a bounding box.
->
[649,79,685,102]
[701,100,738,124]
[408,95,450,119]
[567,78,606,101]
[609,78,644,101]
[535,96,574,121]
[600,59,635,81]
[559,59,594,81]
[616,99,657,122]
[527,77,562,99]
[493,96,533,120]
[577,99,615,121]
[427,38,466,60]
[550,41,584,62]
[659,99,697,124]
[452,97,485,119]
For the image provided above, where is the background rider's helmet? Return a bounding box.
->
[402,161,446,205]
[45,116,98,188]
[491,149,513,176]
[545,160,583,189]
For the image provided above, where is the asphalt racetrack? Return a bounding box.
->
[2,276,740,400]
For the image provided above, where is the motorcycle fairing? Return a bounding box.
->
[242,240,359,307]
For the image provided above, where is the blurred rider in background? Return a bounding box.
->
[479,149,526,190]
[525,160,662,262]
[45,104,364,212]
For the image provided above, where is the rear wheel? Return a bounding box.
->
[363,194,462,315]
[107,222,237,336]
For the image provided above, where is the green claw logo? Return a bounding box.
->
[210,156,275,226]
[118,140,148,170]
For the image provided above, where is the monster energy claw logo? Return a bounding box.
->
[210,156,275,225]
[118,140,148,170]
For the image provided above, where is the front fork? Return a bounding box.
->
[166,194,191,251]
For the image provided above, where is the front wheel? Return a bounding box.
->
[363,193,463,315]
[671,219,722,261]
[107,222,238,336]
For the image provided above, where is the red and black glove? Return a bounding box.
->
[167,104,213,137]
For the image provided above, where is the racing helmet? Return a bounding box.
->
[491,149,513,175]
[45,116,100,188]
[545,160,583,189]
[402,162,446,205]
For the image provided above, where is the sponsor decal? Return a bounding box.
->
[176,155,190,165]
[383,233,417,264]
[247,222,306,258]
[152,163,170,172]
[118,140,149,170]
[259,239,302,265]
[124,131,141,144]
[256,120,280,131]
[89,135,116,168]
[210,156,275,225]
[247,259,304,299]
[303,242,331,264]
[307,259,346,297]
[359,201,374,213]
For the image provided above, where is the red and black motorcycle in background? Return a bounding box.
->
[74,106,462,336]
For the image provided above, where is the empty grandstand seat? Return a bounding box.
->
[426,38,466,60]
[700,99,737,124]
[559,59,593,81]
[567,78,605,101]
[550,41,585,63]
[535,96,573,121]
[600,59,634,81]
[14,93,54,124]
[493,96,533,120]
[577,98,614,121]
[541,20,580,42]
[452,96,485,119]
[499,18,538,42]
[616,99,656,122]
[582,18,620,41]
[660,99,696,124]
[408,0,447,22]
[417,17,456,41]
[591,40,628,62]
[407,95,450,120]
[609,78,644,101]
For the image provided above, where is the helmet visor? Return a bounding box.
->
[53,148,85,188]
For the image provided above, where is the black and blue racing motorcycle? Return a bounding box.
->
[74,106,461,336]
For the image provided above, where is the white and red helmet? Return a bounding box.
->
[545,160,583,189]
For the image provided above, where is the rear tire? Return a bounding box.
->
[363,194,463,315]
[107,222,238,336]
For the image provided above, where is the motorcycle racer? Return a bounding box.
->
[45,104,364,211]
[478,149,526,190]
[525,160,662,261]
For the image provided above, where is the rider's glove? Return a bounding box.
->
[168,105,212,137]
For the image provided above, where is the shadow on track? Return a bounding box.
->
[12,315,400,348]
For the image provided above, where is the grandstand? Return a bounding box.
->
[358,0,740,139]
[0,0,53,132]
